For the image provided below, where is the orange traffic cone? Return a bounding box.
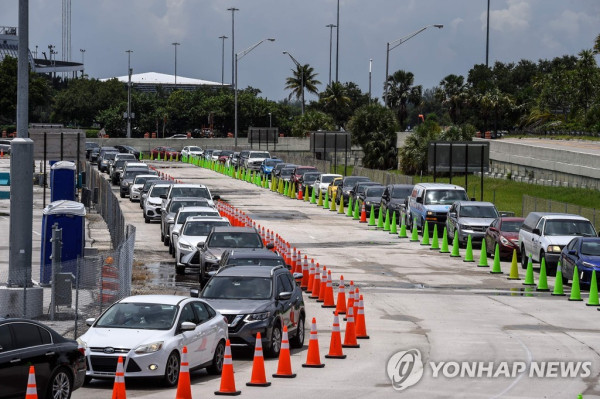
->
[359,203,367,223]
[346,281,355,314]
[353,287,360,319]
[310,263,322,299]
[112,356,126,399]
[301,255,309,290]
[175,346,192,399]
[356,294,370,339]
[307,259,316,294]
[272,326,297,378]
[342,306,360,348]
[325,312,346,359]
[291,248,298,273]
[302,318,325,368]
[246,333,271,386]
[215,340,241,396]
[317,266,327,303]
[25,365,37,399]
[322,270,336,308]
[334,275,347,315]
[298,187,304,200]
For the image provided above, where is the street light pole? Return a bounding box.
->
[227,7,239,86]
[486,0,490,67]
[268,112,272,128]
[79,48,85,77]
[219,35,228,86]
[335,0,340,82]
[326,24,336,86]
[126,49,133,138]
[172,42,180,85]
[384,24,443,107]
[368,58,372,103]
[234,38,275,148]
[283,51,304,116]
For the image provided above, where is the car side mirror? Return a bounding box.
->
[416,197,423,204]
[196,242,205,248]
[448,212,457,218]
[160,194,167,199]
[277,291,293,301]
[180,321,196,331]
[568,249,577,255]
[190,288,199,298]
[488,227,497,232]
[532,228,541,235]
[85,318,95,326]
[292,272,303,280]
[266,243,275,250]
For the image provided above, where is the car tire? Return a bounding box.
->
[175,265,185,275]
[265,322,282,358]
[46,367,73,399]
[144,215,150,223]
[163,351,180,387]
[168,243,173,255]
[521,246,528,269]
[207,340,225,375]
[120,192,125,198]
[163,235,169,246]
[289,316,305,349]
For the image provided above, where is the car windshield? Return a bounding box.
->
[95,303,178,330]
[333,179,342,186]
[250,152,270,158]
[208,232,263,248]
[227,257,285,267]
[264,159,282,166]
[280,169,294,178]
[357,184,377,194]
[544,220,597,236]
[425,189,469,205]
[170,187,210,199]
[170,199,210,213]
[114,160,127,168]
[188,146,201,151]
[220,151,233,157]
[202,276,272,300]
[177,211,219,224]
[183,220,229,236]
[124,170,147,180]
[460,205,498,218]
[321,175,337,184]
[500,220,523,233]
[581,241,600,256]
[303,173,320,183]
[366,187,385,197]
[149,186,170,197]
[391,187,412,199]
[212,151,222,157]
[344,177,369,187]
[134,176,159,185]
[104,152,118,160]
[295,168,316,175]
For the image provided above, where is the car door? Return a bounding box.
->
[562,238,579,279]
[275,273,294,333]
[284,273,303,333]
[177,303,203,366]
[447,204,458,237]
[0,323,24,397]
[486,218,499,251]
[532,218,545,261]
[190,301,217,365]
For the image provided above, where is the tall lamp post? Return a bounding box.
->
[79,48,85,77]
[227,7,239,86]
[368,58,372,103]
[325,24,336,86]
[335,0,340,82]
[234,38,275,148]
[384,24,443,107]
[283,51,304,116]
[219,35,228,86]
[172,42,180,85]
[126,49,133,138]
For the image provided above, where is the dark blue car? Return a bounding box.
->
[560,237,600,287]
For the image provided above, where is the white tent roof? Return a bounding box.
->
[101,72,224,86]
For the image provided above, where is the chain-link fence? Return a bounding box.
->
[272,152,333,174]
[352,166,413,185]
[522,195,600,231]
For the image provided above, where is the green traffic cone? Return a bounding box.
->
[439,227,449,252]
[323,190,329,209]
[536,258,549,291]
[410,223,419,242]
[463,235,474,262]
[523,254,535,286]
[376,207,384,228]
[368,205,376,227]
[353,199,360,220]
[398,214,408,239]
[586,270,599,306]
[569,265,583,301]
[346,196,353,216]
[429,224,439,249]
[283,181,289,197]
[477,239,489,267]
[551,261,565,295]
[157,151,161,161]
[450,234,460,257]
[304,185,309,202]
[383,210,391,232]
[490,243,503,274]
[310,186,316,204]
[508,249,520,280]
[138,151,142,161]
[390,212,398,235]
[420,222,430,245]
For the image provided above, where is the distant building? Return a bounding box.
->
[101,72,228,93]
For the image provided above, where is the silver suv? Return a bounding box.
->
[245,151,271,171]
[446,201,499,246]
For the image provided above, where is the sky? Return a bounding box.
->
[2,0,599,104]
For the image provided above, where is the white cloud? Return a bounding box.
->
[547,9,598,39]
[481,0,531,32]
[450,17,463,31]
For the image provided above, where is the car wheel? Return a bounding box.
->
[120,192,125,198]
[163,235,169,246]
[144,215,150,223]
[175,265,185,275]
[521,246,528,269]
[168,243,173,255]
[207,340,225,375]
[163,351,180,387]
[47,367,73,399]
[290,316,305,349]
[160,230,165,242]
[265,323,282,358]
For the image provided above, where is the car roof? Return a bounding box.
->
[170,183,208,188]
[456,201,496,207]
[226,248,283,259]
[388,184,414,189]
[499,217,525,222]
[215,265,280,277]
[542,214,590,221]
[212,226,257,233]
[171,196,210,202]
[321,174,342,177]
[119,295,191,305]
[134,174,160,179]
[186,216,229,223]
[176,206,216,213]
[151,183,174,188]
[416,183,466,190]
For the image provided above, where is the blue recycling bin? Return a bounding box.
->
[40,200,86,284]
[50,161,77,202]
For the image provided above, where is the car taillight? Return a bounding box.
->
[78,347,85,356]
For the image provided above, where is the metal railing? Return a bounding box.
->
[522,195,600,231]
[352,166,413,185]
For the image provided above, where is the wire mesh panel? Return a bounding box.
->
[522,195,599,231]
[352,166,413,185]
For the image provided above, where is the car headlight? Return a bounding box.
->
[582,261,596,269]
[365,201,372,206]
[547,245,562,253]
[76,338,87,349]
[460,224,470,230]
[244,312,271,322]
[134,341,164,354]
[500,236,510,246]
[121,181,131,187]
[179,242,193,251]
[427,211,434,216]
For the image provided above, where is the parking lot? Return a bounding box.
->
[69,159,600,398]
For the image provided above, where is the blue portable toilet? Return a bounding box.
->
[50,161,77,202]
[40,200,86,284]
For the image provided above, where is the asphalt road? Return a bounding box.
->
[73,160,600,399]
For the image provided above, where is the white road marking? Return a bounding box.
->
[32,230,41,236]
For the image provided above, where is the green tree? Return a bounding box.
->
[595,33,600,54]
[436,74,468,124]
[385,70,422,128]
[574,49,599,117]
[290,110,335,137]
[399,119,441,174]
[318,81,352,128]
[347,104,398,169]
[284,64,321,112]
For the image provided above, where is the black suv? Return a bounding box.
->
[337,176,371,204]
[193,265,305,358]
[217,248,286,270]
[380,184,414,220]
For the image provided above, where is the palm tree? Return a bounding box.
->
[594,33,600,55]
[436,74,468,124]
[320,81,351,128]
[575,49,598,116]
[385,70,422,128]
[284,64,321,111]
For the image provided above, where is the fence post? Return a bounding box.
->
[50,223,62,321]
[521,195,525,217]
[74,256,81,339]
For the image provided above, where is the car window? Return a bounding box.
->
[0,325,14,352]
[581,241,600,256]
[96,303,178,330]
[567,238,578,251]
[191,302,212,323]
[392,187,412,199]
[179,303,198,325]
[150,186,170,197]
[202,276,273,300]
[183,220,229,236]
[500,220,522,232]
[535,218,545,232]
[170,187,210,200]
[460,206,498,218]
[425,190,468,205]
[208,233,263,248]
[11,323,44,348]
[227,257,284,267]
[278,273,293,293]
[544,220,596,236]
[39,327,52,344]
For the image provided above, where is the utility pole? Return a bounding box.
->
[368,58,372,103]
[227,7,239,86]
[335,0,340,82]
[326,24,336,86]
[486,0,490,67]
[219,35,228,86]
[172,42,180,84]
[126,50,133,138]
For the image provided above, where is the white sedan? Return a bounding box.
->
[77,295,228,387]
[174,216,231,274]
[313,173,342,195]
[181,146,204,158]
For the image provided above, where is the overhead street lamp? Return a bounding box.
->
[219,35,228,86]
[383,24,443,107]
[126,49,133,138]
[227,7,239,86]
[80,48,85,77]
[283,51,304,116]
[325,24,336,86]
[234,38,275,148]
[172,42,180,85]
